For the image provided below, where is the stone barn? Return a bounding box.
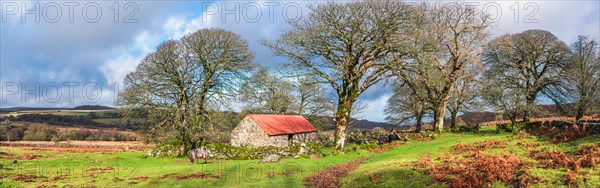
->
[230,114,318,147]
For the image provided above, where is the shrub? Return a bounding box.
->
[496,122,526,133]
[5,127,25,141]
[22,123,57,141]
[51,136,61,143]
[355,143,379,151]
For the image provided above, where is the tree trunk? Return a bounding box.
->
[415,113,423,133]
[180,134,190,157]
[179,117,189,157]
[433,102,448,133]
[333,99,352,155]
[522,111,530,123]
[509,116,517,134]
[450,110,458,130]
[523,93,536,122]
[575,108,583,123]
[333,118,348,154]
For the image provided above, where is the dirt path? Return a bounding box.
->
[304,158,370,188]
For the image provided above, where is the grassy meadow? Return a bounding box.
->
[1,126,599,187]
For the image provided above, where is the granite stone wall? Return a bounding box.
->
[292,132,318,143]
[230,116,272,147]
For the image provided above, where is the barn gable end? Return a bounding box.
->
[230,116,272,147]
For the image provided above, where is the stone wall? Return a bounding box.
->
[230,116,272,147]
[269,132,318,147]
[270,135,289,147]
[292,132,318,143]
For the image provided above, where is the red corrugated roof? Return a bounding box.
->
[248,114,317,136]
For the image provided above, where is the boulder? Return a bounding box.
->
[261,154,281,163]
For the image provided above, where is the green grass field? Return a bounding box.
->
[1,126,598,187]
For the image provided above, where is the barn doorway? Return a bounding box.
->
[288,134,294,144]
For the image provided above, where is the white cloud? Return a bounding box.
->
[356,94,391,122]
[99,30,157,86]
[491,1,599,43]
[99,54,142,85]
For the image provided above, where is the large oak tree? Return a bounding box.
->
[264,0,411,153]
[483,29,570,122]
[389,3,492,133]
[547,36,600,122]
[385,83,430,132]
[119,28,254,154]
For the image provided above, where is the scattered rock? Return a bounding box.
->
[261,154,281,163]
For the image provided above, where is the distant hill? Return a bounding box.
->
[0,105,114,113]
[305,116,399,131]
[351,119,400,130]
[72,105,115,110]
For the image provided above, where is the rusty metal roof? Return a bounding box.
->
[248,114,317,136]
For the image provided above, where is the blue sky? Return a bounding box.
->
[1,1,599,122]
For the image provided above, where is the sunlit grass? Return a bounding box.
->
[1,129,598,187]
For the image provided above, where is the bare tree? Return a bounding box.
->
[240,67,333,116]
[481,72,529,132]
[264,0,411,153]
[296,77,334,116]
[483,29,570,122]
[119,28,254,154]
[240,67,295,114]
[389,3,492,133]
[446,66,482,129]
[546,36,600,122]
[384,83,430,132]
